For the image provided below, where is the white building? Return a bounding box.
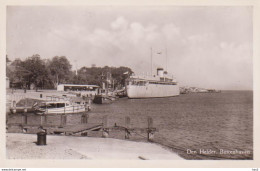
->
[57,84,100,96]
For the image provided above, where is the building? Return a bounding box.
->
[57,84,100,96]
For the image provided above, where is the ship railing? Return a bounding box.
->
[46,95,70,101]
[44,103,90,114]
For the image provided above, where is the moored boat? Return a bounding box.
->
[34,100,89,115]
[93,95,113,104]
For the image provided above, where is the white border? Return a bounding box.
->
[0,0,259,168]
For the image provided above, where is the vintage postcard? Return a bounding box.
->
[1,0,260,168]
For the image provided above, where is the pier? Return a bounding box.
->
[7,112,157,142]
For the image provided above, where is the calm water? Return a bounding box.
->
[89,90,253,159]
[7,90,253,159]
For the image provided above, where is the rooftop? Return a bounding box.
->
[58,84,99,88]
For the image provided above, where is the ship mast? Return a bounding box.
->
[165,47,168,72]
[151,47,153,76]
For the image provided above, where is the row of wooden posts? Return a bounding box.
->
[9,95,156,141]
[19,114,156,141]
[20,113,89,127]
[101,116,156,142]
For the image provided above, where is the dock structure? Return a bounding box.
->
[7,123,103,136]
[7,113,157,142]
[7,112,103,136]
[101,116,157,142]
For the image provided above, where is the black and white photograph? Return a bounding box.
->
[1,1,259,168]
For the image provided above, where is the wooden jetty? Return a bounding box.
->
[7,123,103,136]
[7,114,157,142]
[7,112,101,136]
[100,116,157,142]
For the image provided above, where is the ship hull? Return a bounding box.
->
[35,105,87,115]
[126,84,180,98]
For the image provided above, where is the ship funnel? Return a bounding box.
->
[157,68,164,77]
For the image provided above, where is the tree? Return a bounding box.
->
[6,55,13,79]
[8,58,26,88]
[22,54,49,90]
[111,66,133,87]
[47,56,72,88]
[70,66,133,88]
[6,54,133,90]
[6,55,11,64]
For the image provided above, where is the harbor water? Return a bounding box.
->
[89,90,253,159]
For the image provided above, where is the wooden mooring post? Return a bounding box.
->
[60,114,67,127]
[84,101,91,112]
[125,116,130,139]
[40,115,47,126]
[21,112,28,133]
[23,98,28,113]
[81,113,89,124]
[147,117,155,142]
[21,114,27,125]
[87,99,91,111]
[102,115,109,138]
[12,101,16,114]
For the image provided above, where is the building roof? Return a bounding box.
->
[58,84,99,88]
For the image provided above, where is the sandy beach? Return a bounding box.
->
[6,133,183,160]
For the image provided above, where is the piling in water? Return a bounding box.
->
[12,101,16,114]
[81,113,89,124]
[60,114,67,127]
[102,116,109,138]
[147,117,154,142]
[125,116,130,139]
[22,114,27,125]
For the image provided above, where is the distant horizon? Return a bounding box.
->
[7,6,253,90]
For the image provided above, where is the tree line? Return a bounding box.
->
[6,54,133,90]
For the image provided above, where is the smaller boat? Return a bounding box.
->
[93,95,113,104]
[34,100,89,115]
[93,87,117,104]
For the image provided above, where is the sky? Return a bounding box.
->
[6,6,253,90]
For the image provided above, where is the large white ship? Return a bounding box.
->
[126,68,180,98]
